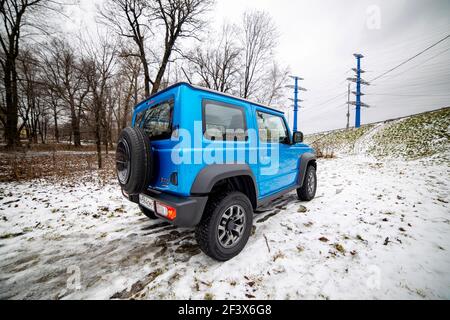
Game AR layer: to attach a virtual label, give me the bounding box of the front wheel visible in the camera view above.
[195,192,253,261]
[297,165,317,201]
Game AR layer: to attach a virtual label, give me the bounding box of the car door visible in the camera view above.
[256,109,298,197]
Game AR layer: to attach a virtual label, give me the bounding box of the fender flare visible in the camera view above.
[190,164,258,198]
[298,152,317,187]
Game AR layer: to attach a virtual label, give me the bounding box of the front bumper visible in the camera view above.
[123,189,208,227]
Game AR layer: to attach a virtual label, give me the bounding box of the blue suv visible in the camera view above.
[116,83,317,261]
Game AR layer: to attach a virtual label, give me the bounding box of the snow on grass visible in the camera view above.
[306,107,450,160]
[1,154,449,300]
[369,108,450,159]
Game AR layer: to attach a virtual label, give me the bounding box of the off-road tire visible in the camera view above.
[116,127,153,194]
[297,165,317,201]
[195,192,253,261]
[139,205,158,220]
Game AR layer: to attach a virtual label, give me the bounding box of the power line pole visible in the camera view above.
[355,54,362,127]
[346,82,350,129]
[286,76,307,132]
[347,54,370,128]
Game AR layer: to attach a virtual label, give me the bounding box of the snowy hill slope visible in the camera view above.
[305,107,450,160]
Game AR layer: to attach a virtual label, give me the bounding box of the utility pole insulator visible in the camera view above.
[349,101,371,108]
[352,68,366,73]
[346,77,370,85]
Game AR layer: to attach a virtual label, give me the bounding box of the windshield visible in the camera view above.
[134,99,174,140]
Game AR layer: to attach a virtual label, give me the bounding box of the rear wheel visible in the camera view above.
[297,165,317,201]
[195,192,253,261]
[139,205,158,220]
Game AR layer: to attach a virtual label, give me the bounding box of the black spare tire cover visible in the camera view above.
[116,127,153,194]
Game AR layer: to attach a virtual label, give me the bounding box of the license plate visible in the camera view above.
[139,194,155,211]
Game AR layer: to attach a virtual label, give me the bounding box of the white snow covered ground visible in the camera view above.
[1,153,449,300]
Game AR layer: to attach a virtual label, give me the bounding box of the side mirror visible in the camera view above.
[293,131,303,144]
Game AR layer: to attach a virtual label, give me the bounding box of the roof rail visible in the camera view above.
[134,82,285,114]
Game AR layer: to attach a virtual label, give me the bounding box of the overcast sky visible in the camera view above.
[68,0,450,133]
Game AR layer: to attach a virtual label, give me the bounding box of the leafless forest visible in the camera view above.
[0,0,289,170]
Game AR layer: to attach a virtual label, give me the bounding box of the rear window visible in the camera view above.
[203,100,246,141]
[135,99,173,140]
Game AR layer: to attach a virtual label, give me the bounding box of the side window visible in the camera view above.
[135,99,174,140]
[134,110,145,127]
[203,101,247,141]
[256,111,289,144]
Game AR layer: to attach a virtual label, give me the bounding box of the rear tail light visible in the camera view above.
[155,202,176,221]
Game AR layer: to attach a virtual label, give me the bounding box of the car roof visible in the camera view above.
[135,82,285,115]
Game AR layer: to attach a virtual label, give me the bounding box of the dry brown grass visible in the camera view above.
[0,142,106,153]
[0,151,116,182]
[311,143,336,159]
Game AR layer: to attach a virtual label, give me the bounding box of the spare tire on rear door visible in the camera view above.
[116,127,153,194]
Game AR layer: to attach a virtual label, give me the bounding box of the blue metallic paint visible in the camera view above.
[131,83,315,201]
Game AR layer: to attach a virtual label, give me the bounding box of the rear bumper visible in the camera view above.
[123,189,208,227]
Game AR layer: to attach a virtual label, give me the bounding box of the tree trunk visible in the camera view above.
[94,101,102,169]
[4,59,20,148]
[69,96,81,147]
[53,107,59,143]
[139,45,151,98]
[151,43,173,95]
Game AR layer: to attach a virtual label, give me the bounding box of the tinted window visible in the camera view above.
[204,101,246,141]
[256,111,289,143]
[135,99,173,140]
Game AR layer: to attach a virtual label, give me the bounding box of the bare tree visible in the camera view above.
[82,34,118,169]
[186,23,240,93]
[257,61,289,106]
[112,55,141,133]
[0,0,61,148]
[17,48,43,144]
[148,0,213,94]
[45,84,63,143]
[101,0,213,97]
[100,0,152,97]
[239,10,278,100]
[41,39,88,147]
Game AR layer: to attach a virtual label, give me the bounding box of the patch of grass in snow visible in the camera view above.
[204,293,214,300]
[272,250,285,262]
[369,108,450,159]
[0,231,25,239]
[305,107,450,160]
[333,243,345,254]
[305,125,375,157]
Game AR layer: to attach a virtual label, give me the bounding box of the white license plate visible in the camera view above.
[139,194,155,211]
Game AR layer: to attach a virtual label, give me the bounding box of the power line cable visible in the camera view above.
[370,34,450,82]
[310,31,450,115]
[312,92,348,108]
[370,47,450,83]
[366,93,450,97]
